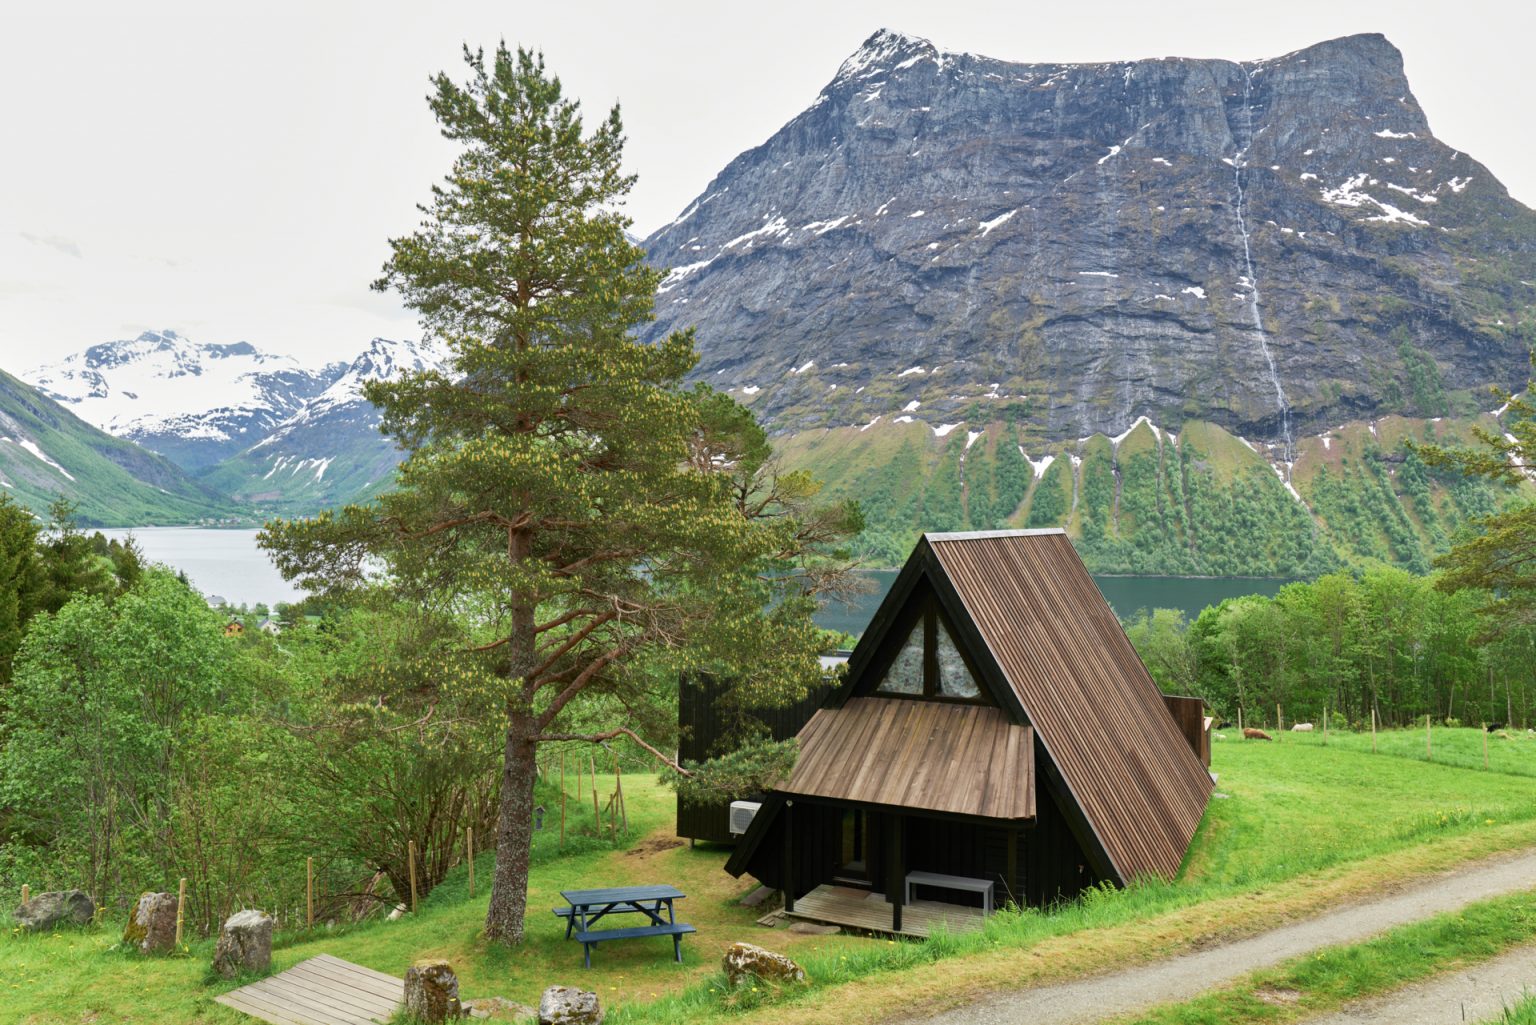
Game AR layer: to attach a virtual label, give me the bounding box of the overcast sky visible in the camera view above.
[3,0,1532,371]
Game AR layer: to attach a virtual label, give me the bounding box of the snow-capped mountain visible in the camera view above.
[202,336,448,511]
[25,330,345,470]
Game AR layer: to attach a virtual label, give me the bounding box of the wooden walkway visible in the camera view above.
[214,954,401,1025]
[785,884,986,938]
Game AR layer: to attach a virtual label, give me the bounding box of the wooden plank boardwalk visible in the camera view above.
[785,884,986,938]
[214,954,401,1025]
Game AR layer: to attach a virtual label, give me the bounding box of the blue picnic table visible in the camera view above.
[554,885,696,968]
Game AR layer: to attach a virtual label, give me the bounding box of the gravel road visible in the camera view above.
[907,849,1536,1025]
[1308,943,1536,1024]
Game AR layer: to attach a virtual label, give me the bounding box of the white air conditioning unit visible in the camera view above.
[728,800,763,835]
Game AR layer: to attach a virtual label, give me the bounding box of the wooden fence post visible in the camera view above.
[1277,703,1284,738]
[20,884,28,906]
[1371,707,1378,753]
[175,877,187,948]
[1484,723,1490,770]
[408,841,418,915]
[560,753,567,850]
[466,827,475,898]
[1237,707,1243,734]
[306,857,314,928]
[1322,705,1328,746]
[590,757,600,830]
[614,753,627,833]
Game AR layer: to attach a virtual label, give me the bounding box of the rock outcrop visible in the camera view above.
[122,891,178,953]
[722,942,806,986]
[403,959,463,1023]
[537,985,602,1025]
[212,909,273,977]
[13,890,94,931]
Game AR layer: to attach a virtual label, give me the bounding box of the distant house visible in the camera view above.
[726,529,1213,931]
[223,620,245,637]
[257,617,284,635]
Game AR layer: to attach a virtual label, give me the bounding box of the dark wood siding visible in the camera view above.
[676,673,834,843]
[1162,694,1211,768]
[738,794,1099,909]
[736,799,846,898]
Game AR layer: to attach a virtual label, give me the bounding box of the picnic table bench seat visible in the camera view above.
[557,884,694,966]
[572,922,696,968]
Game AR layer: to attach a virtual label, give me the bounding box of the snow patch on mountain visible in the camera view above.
[26,330,335,438]
[252,336,447,449]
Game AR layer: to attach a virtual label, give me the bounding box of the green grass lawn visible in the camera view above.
[5,733,1536,1024]
[1276,720,1536,777]
[1187,727,1536,887]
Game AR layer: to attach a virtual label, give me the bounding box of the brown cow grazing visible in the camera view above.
[1243,727,1273,741]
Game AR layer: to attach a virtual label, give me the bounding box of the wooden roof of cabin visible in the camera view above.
[924,529,1212,882]
[781,697,1035,820]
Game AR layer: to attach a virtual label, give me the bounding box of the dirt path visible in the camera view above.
[1306,943,1536,1024]
[908,849,1536,1025]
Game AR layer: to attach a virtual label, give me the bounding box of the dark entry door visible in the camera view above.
[833,808,872,886]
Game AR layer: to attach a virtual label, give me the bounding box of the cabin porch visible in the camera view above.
[783,883,986,938]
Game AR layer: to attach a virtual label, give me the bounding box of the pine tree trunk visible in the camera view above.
[485,707,537,943]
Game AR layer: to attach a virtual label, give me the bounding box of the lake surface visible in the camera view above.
[101,528,303,607]
[102,528,1294,625]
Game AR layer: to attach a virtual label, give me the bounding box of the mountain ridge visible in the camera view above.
[641,30,1535,452]
[199,335,446,513]
[25,329,346,470]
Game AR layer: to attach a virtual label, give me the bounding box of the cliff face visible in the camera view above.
[642,31,1536,453]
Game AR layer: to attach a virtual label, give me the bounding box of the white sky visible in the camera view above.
[3,0,1533,370]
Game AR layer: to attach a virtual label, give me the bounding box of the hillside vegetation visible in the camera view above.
[782,411,1522,574]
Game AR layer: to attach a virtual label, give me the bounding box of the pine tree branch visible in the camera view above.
[531,727,689,775]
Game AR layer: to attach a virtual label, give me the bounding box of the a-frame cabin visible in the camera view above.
[726,529,1213,930]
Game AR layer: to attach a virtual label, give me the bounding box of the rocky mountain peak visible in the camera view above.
[643,32,1534,449]
[831,28,944,86]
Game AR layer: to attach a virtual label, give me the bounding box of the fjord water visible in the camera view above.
[104,528,1290,627]
[100,528,303,606]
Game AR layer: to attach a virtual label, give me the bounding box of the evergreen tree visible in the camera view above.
[1415,370,1536,628]
[37,499,114,613]
[260,44,856,944]
[0,494,43,688]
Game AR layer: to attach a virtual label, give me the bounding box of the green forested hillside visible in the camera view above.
[778,412,1520,574]
[0,371,241,526]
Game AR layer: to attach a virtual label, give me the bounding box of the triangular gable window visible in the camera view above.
[935,619,980,698]
[874,598,990,704]
[877,622,925,695]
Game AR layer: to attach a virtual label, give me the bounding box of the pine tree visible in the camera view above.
[260,44,856,944]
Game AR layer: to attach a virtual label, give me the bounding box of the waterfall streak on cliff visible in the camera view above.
[1231,70,1294,466]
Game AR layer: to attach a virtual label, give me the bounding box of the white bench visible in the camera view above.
[904,870,995,914]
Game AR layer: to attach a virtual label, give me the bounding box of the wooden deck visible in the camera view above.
[214,954,401,1025]
[784,884,986,938]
